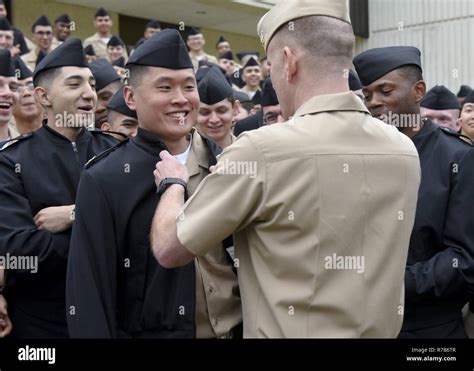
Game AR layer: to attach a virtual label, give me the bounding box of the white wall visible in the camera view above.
[354,0,474,93]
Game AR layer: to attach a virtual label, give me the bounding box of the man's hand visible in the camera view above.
[33,205,75,234]
[0,295,13,338]
[154,150,190,187]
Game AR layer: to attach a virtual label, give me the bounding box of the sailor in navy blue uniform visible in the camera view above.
[0,38,117,338]
[354,46,474,338]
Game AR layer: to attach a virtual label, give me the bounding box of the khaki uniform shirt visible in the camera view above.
[238,86,260,100]
[20,43,56,72]
[189,52,218,72]
[20,46,43,72]
[187,130,242,338]
[177,91,421,338]
[51,37,62,50]
[83,33,129,60]
[8,121,20,139]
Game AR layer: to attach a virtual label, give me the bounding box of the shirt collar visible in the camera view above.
[293,91,370,118]
[132,127,168,157]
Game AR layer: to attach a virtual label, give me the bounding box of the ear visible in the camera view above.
[233,100,241,116]
[101,121,112,131]
[456,117,463,130]
[123,85,137,111]
[34,87,52,108]
[413,80,426,103]
[283,46,298,83]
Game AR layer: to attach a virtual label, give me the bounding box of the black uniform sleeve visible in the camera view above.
[405,149,474,301]
[66,170,118,338]
[0,153,70,273]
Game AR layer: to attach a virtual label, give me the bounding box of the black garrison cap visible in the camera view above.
[242,57,259,70]
[84,44,96,56]
[219,51,234,61]
[95,7,110,18]
[236,50,259,62]
[353,46,422,86]
[146,20,161,29]
[349,70,363,91]
[32,15,52,32]
[0,16,12,31]
[198,65,233,105]
[107,35,124,47]
[14,57,33,80]
[108,87,137,118]
[233,90,250,103]
[33,38,88,80]
[421,85,460,110]
[89,58,120,91]
[55,14,71,24]
[198,59,226,76]
[216,35,226,46]
[188,27,202,36]
[251,90,262,105]
[126,29,193,70]
[463,90,474,105]
[261,78,278,107]
[457,85,472,98]
[0,49,15,77]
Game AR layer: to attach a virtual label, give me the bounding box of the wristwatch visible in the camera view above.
[156,177,188,200]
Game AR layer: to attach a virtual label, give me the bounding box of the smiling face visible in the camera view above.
[0,75,19,125]
[107,45,124,62]
[459,102,474,140]
[0,30,14,49]
[197,98,234,145]
[362,68,424,121]
[242,65,262,89]
[35,66,97,129]
[95,16,112,34]
[54,21,71,42]
[33,25,53,51]
[124,66,199,140]
[13,77,42,120]
[187,34,204,53]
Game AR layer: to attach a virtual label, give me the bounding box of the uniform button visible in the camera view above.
[214,318,219,326]
[208,285,214,294]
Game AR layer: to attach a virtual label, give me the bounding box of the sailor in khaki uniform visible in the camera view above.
[21,15,54,72]
[187,27,218,72]
[150,0,421,338]
[83,8,128,61]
